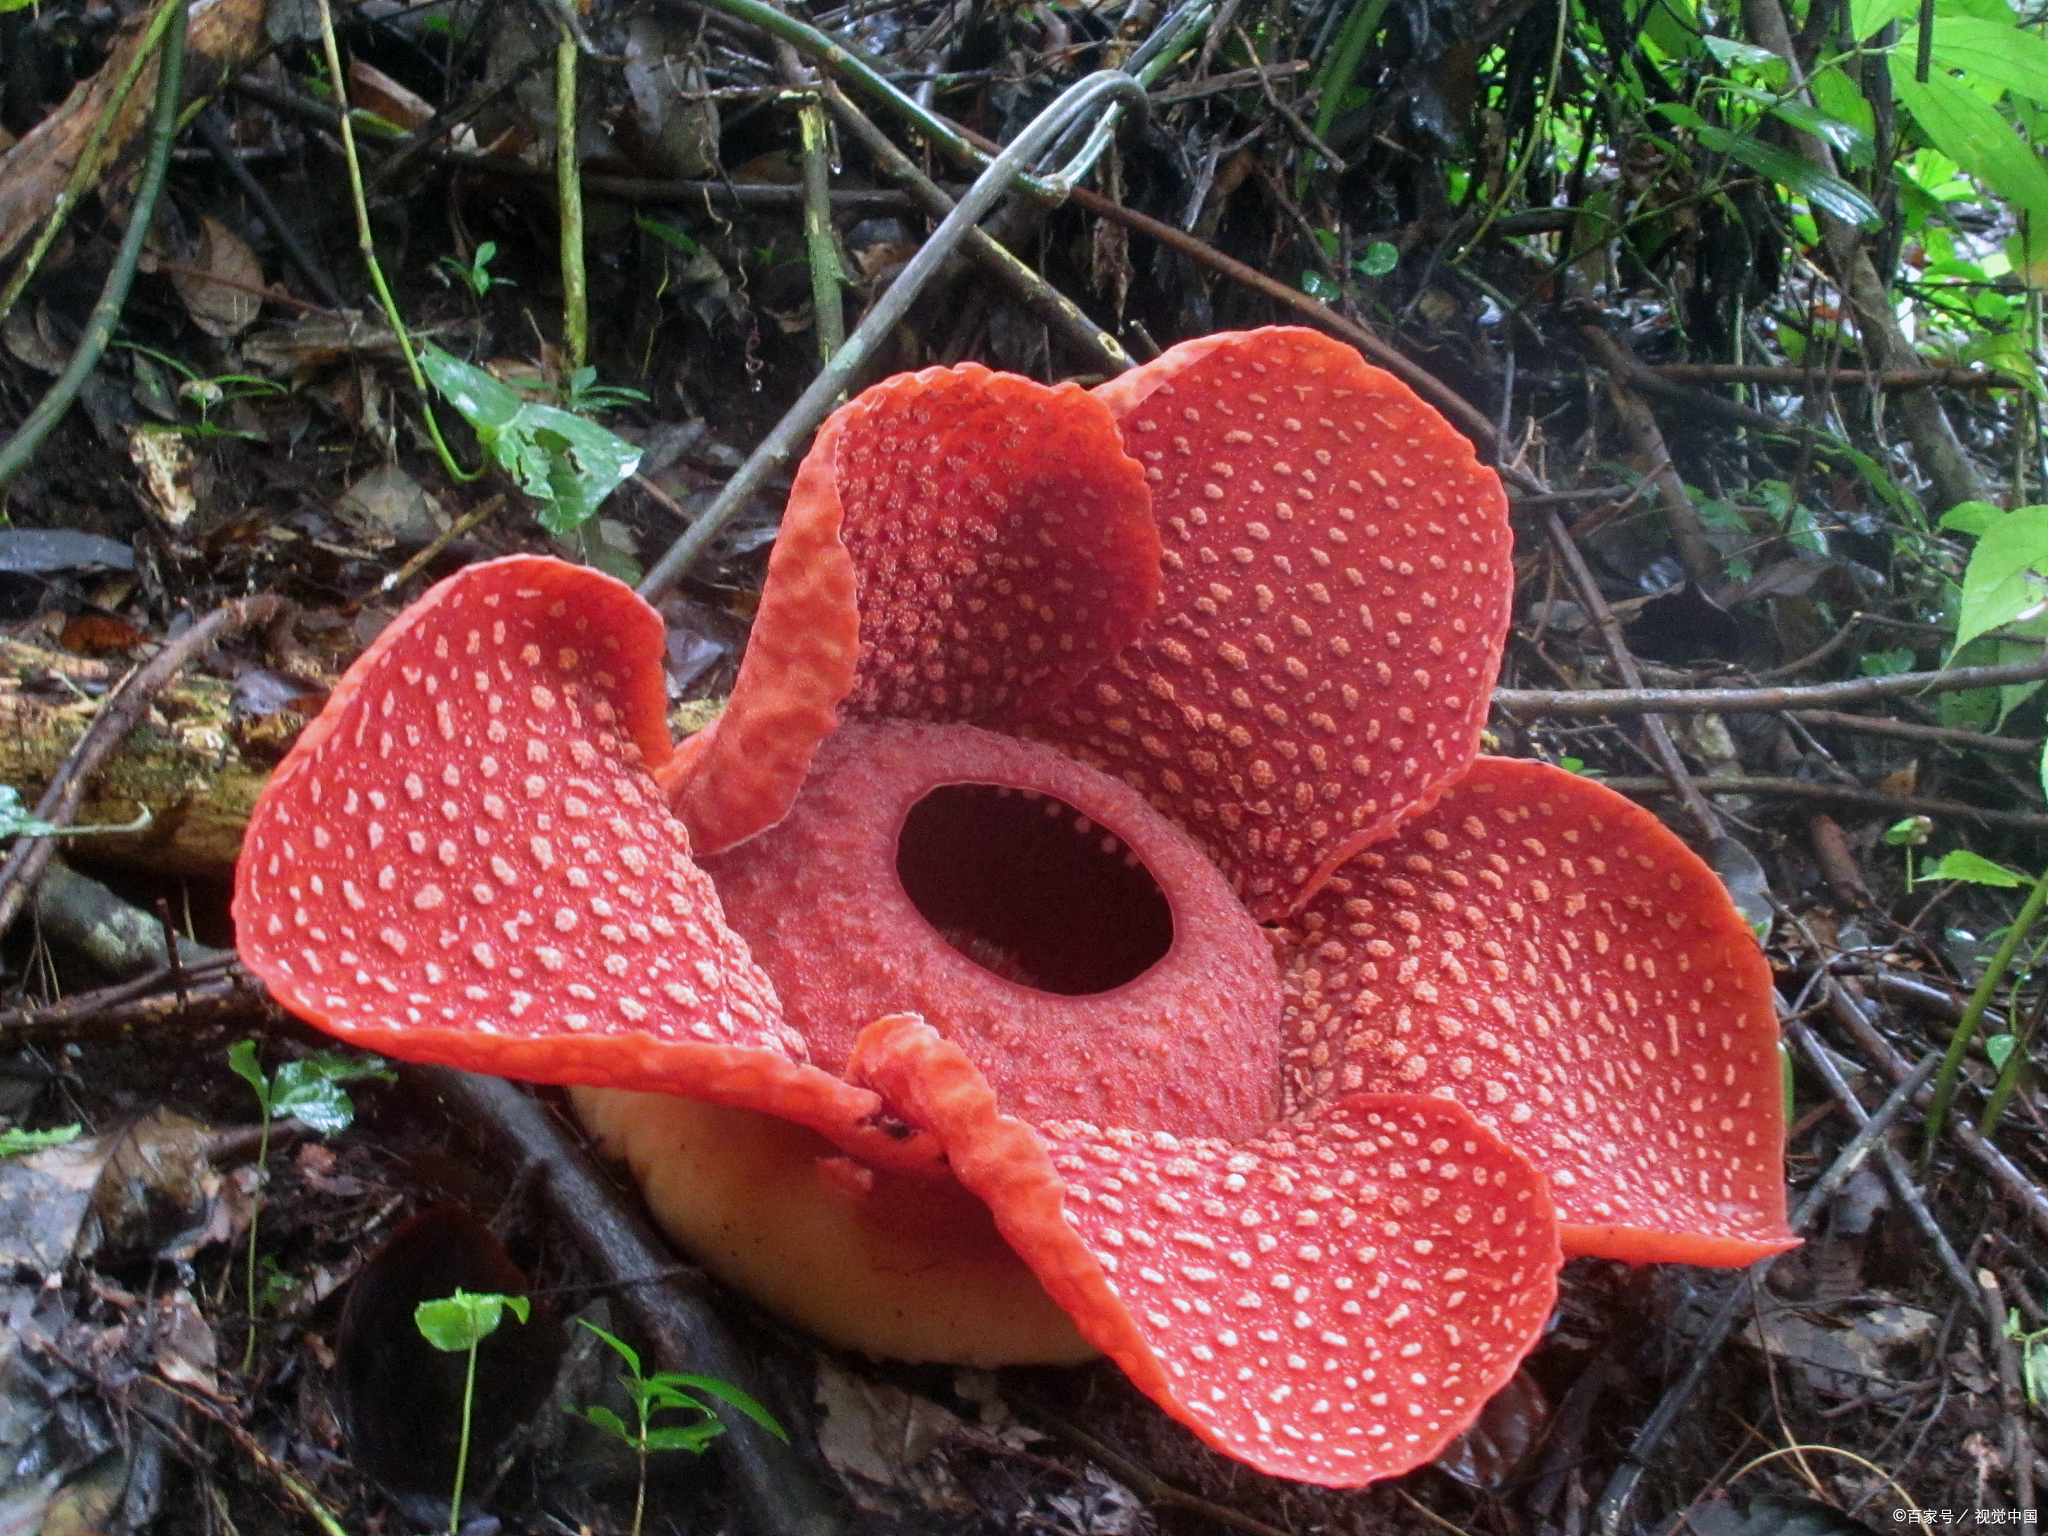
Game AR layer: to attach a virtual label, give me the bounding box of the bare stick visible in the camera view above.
[1593,775,2048,832]
[1787,710,2042,757]
[1493,655,2048,716]
[1644,363,2021,391]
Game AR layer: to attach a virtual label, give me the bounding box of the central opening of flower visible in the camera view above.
[895,783,1174,996]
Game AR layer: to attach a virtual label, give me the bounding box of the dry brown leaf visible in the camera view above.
[1878,761,1919,797]
[169,214,263,338]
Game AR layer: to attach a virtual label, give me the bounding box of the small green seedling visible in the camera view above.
[0,1123,80,1156]
[562,366,649,419]
[416,1289,531,1536]
[439,240,511,298]
[2008,1311,2048,1413]
[571,1321,786,1536]
[1883,814,1933,889]
[227,1041,390,1370]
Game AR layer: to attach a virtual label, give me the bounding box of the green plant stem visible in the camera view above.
[1301,0,1393,187]
[311,0,481,484]
[448,1341,478,1536]
[1924,864,2048,1169]
[797,95,845,366]
[555,31,588,374]
[0,0,185,327]
[631,1438,648,1536]
[0,0,186,496]
[1979,986,2045,1136]
[240,1107,269,1374]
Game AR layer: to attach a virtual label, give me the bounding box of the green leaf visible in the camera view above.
[1953,505,2048,652]
[0,1123,81,1156]
[1884,815,1934,846]
[1985,1033,2018,1069]
[415,1289,531,1352]
[420,347,643,537]
[574,1404,632,1442]
[1300,270,1340,301]
[1848,0,1915,40]
[1940,499,2009,535]
[1765,99,1873,162]
[1930,16,2048,105]
[656,1373,789,1443]
[1893,70,2048,221]
[1354,241,1399,277]
[635,215,702,256]
[578,1320,643,1380]
[642,1424,723,1453]
[1701,124,1883,226]
[228,1040,273,1113]
[1919,849,2027,885]
[1858,647,1917,675]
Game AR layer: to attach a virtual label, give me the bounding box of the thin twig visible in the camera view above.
[1790,710,2043,757]
[1593,775,2048,832]
[194,107,347,308]
[0,0,187,495]
[0,597,285,939]
[555,30,588,373]
[371,494,507,599]
[1643,363,2021,390]
[822,81,1131,374]
[1493,655,2048,715]
[635,70,1148,601]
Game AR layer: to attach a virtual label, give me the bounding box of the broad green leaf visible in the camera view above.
[1704,36,1786,80]
[1930,16,2048,104]
[1810,67,1878,154]
[1954,505,2048,651]
[1940,499,2009,535]
[420,346,523,433]
[416,1289,530,1352]
[1848,0,1915,39]
[1355,241,1399,276]
[1657,106,1883,226]
[1301,270,1340,301]
[643,1424,723,1453]
[1884,815,1933,846]
[1920,849,2027,885]
[1766,99,1873,162]
[421,347,642,537]
[270,1051,389,1134]
[0,1124,81,1156]
[1893,70,2048,220]
[1985,1033,2018,1068]
[228,1040,271,1112]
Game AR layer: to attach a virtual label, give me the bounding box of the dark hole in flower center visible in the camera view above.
[895,784,1174,996]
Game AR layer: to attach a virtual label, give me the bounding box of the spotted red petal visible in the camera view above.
[233,556,925,1167]
[703,720,1284,1140]
[1274,756,1794,1265]
[664,364,1158,855]
[1038,327,1513,920]
[848,1016,1561,1487]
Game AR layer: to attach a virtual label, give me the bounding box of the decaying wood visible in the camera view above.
[0,636,272,881]
[0,0,267,266]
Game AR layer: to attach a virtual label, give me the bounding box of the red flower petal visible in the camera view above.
[849,1016,1561,1487]
[1275,757,1794,1265]
[1039,327,1513,920]
[665,364,1158,855]
[232,556,920,1166]
[704,720,1283,1140]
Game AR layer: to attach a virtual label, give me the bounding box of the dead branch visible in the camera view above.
[1595,775,2048,831]
[1494,656,2048,715]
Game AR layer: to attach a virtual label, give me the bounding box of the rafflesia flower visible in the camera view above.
[235,327,1792,1486]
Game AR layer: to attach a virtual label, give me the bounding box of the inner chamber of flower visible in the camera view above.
[574,718,1290,1365]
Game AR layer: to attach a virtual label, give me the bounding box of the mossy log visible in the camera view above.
[0,638,272,882]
